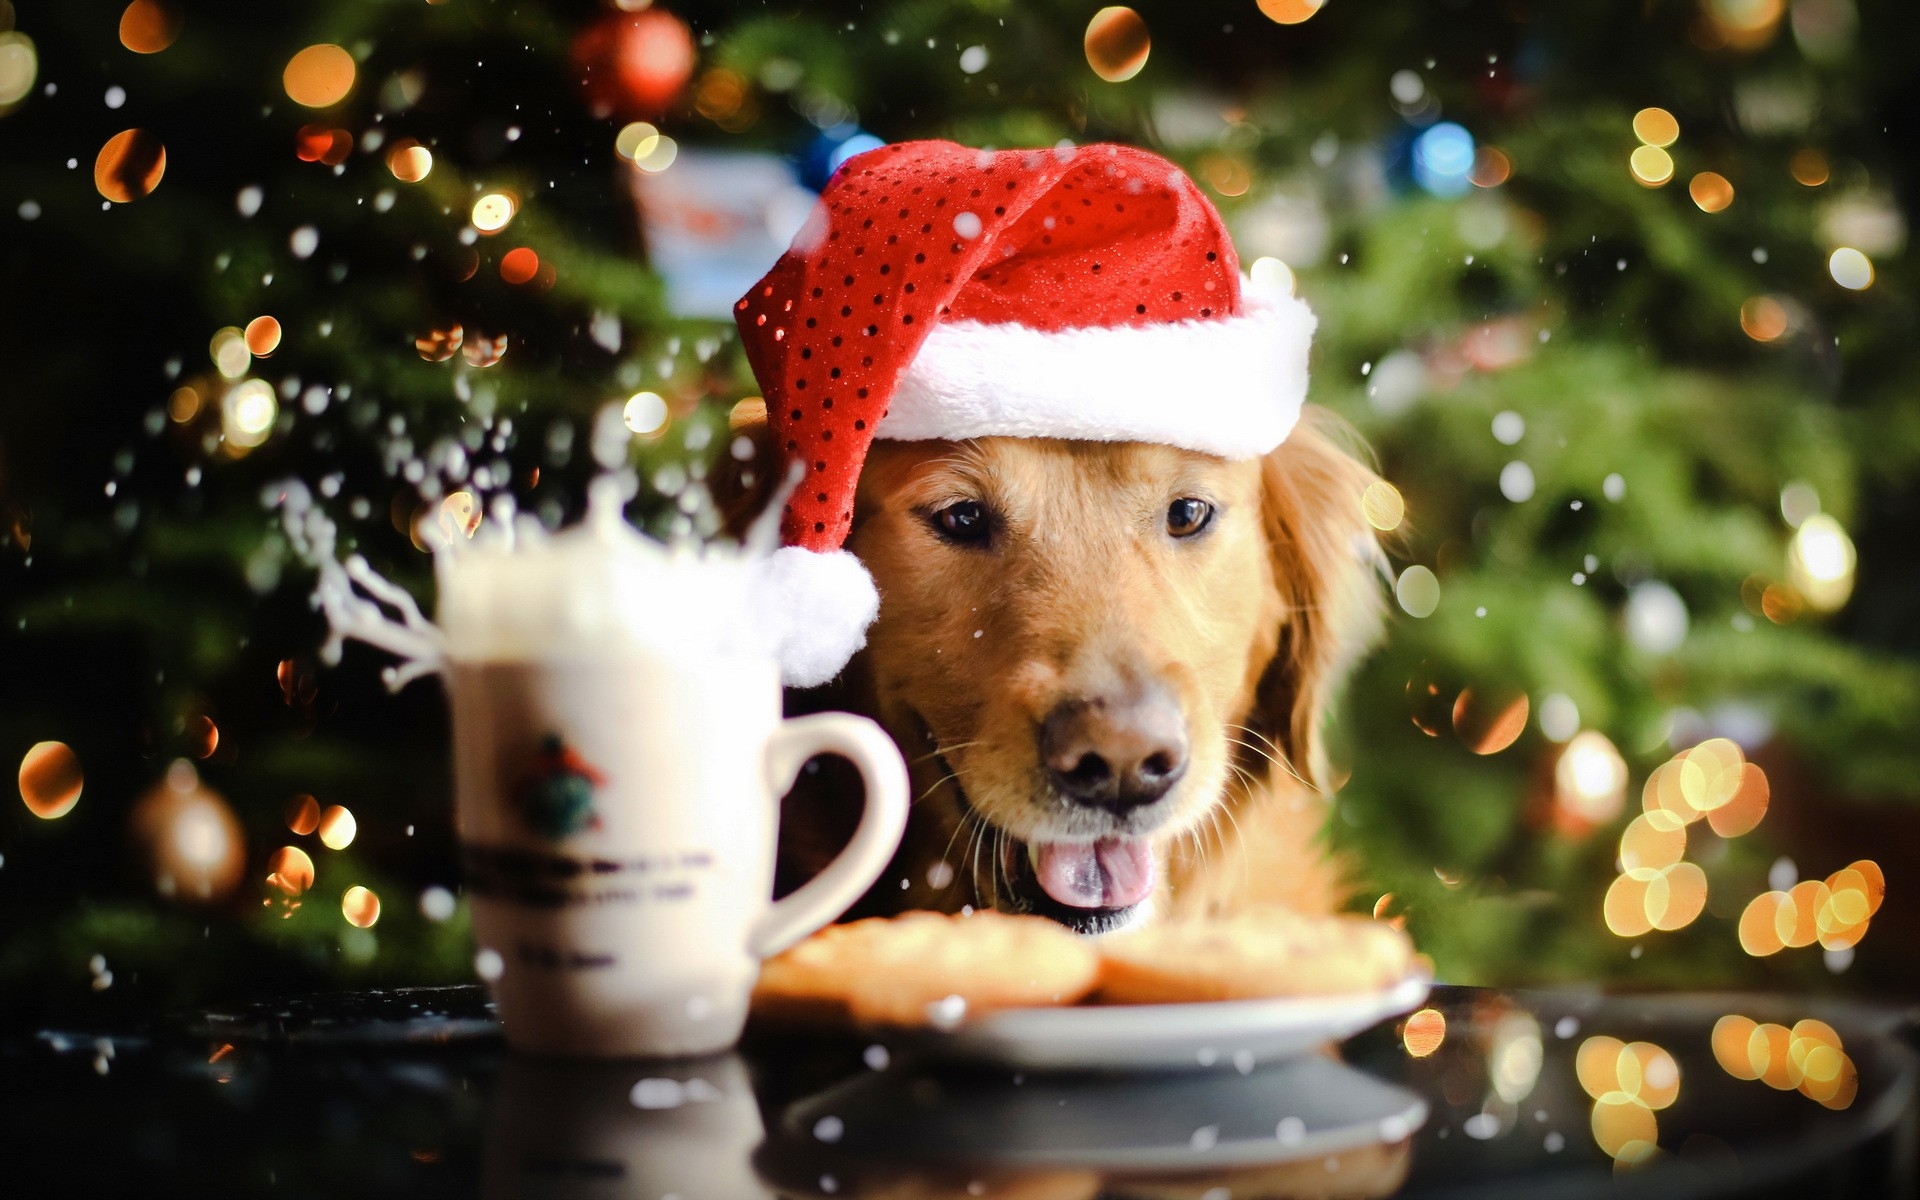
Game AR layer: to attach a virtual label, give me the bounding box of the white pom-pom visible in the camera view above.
[754,547,879,688]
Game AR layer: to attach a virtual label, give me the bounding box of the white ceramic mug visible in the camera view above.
[446,652,907,1057]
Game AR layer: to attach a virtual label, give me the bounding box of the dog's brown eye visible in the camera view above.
[1166,497,1214,538]
[932,500,990,544]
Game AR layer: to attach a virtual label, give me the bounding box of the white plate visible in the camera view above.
[904,974,1432,1072]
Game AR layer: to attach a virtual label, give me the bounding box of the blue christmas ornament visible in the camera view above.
[1412,122,1476,198]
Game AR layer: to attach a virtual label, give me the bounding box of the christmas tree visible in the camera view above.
[1,0,1916,1024]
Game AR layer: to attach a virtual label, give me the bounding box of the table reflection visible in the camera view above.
[2,984,1913,1196]
[484,1053,772,1199]
[754,1053,1421,1198]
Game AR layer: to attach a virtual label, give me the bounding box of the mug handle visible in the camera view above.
[748,712,910,959]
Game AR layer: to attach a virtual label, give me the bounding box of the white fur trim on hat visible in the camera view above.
[752,545,880,688]
[878,287,1315,460]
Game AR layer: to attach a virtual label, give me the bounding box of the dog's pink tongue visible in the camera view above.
[1032,838,1156,909]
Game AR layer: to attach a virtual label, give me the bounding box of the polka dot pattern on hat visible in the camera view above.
[734,140,1244,553]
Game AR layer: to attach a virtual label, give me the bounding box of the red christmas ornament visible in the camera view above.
[570,8,696,120]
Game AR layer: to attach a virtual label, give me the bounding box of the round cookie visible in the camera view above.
[752,910,1101,1027]
[1094,910,1414,1005]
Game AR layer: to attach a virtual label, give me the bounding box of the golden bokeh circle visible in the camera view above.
[119,0,183,54]
[266,844,316,896]
[1782,880,1830,948]
[416,325,465,362]
[1452,685,1528,755]
[318,804,357,850]
[1648,863,1707,931]
[1712,1015,1762,1080]
[1469,146,1512,188]
[1706,762,1769,837]
[472,192,516,234]
[1619,813,1685,873]
[1361,479,1405,532]
[385,138,433,183]
[1738,891,1787,956]
[1689,171,1734,213]
[1740,296,1789,342]
[244,315,282,357]
[1257,0,1326,25]
[1629,144,1674,187]
[285,793,322,835]
[19,740,83,819]
[95,128,167,203]
[1084,7,1151,83]
[1631,107,1680,148]
[284,43,356,108]
[1402,1007,1446,1057]
[1576,1035,1627,1098]
[1789,148,1830,187]
[1604,872,1655,938]
[1591,1093,1658,1159]
[342,884,381,928]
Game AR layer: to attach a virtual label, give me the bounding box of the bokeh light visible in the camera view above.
[119,1,183,54]
[1739,890,1790,956]
[222,379,278,450]
[1452,685,1528,755]
[1688,171,1734,212]
[285,793,321,836]
[1402,1007,1446,1057]
[283,44,356,108]
[439,491,483,540]
[243,315,282,357]
[416,325,464,362]
[1257,0,1326,24]
[318,804,357,850]
[1786,513,1856,611]
[95,128,167,202]
[131,761,245,904]
[19,741,83,819]
[0,31,38,111]
[265,845,315,897]
[1469,146,1511,188]
[187,713,219,759]
[1631,108,1680,148]
[1578,1035,1679,1163]
[1740,295,1789,342]
[499,246,540,284]
[1395,565,1440,618]
[210,326,251,379]
[1789,147,1830,187]
[342,885,381,928]
[633,133,678,173]
[1827,247,1873,290]
[1554,730,1628,828]
[1716,1015,1857,1109]
[1361,480,1404,532]
[1619,814,1685,873]
[1248,256,1295,296]
[1629,145,1674,187]
[385,138,433,182]
[615,120,660,160]
[1412,122,1475,198]
[462,332,508,367]
[471,192,517,234]
[623,390,668,435]
[1084,7,1150,83]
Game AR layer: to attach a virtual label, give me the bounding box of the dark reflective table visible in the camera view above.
[3,985,1914,1198]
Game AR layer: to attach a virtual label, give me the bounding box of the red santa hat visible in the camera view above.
[736,140,1315,687]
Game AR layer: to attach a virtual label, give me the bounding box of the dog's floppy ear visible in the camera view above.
[711,397,779,539]
[1255,405,1391,792]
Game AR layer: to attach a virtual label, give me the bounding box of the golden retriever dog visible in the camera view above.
[722,402,1387,934]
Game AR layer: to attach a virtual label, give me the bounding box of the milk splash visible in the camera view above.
[271,468,790,691]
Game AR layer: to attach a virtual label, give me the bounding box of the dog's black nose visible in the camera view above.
[1041,685,1189,813]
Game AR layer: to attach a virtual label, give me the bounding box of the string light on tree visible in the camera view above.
[1786,514,1856,612]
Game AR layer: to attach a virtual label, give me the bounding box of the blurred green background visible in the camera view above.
[1,0,1917,1028]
